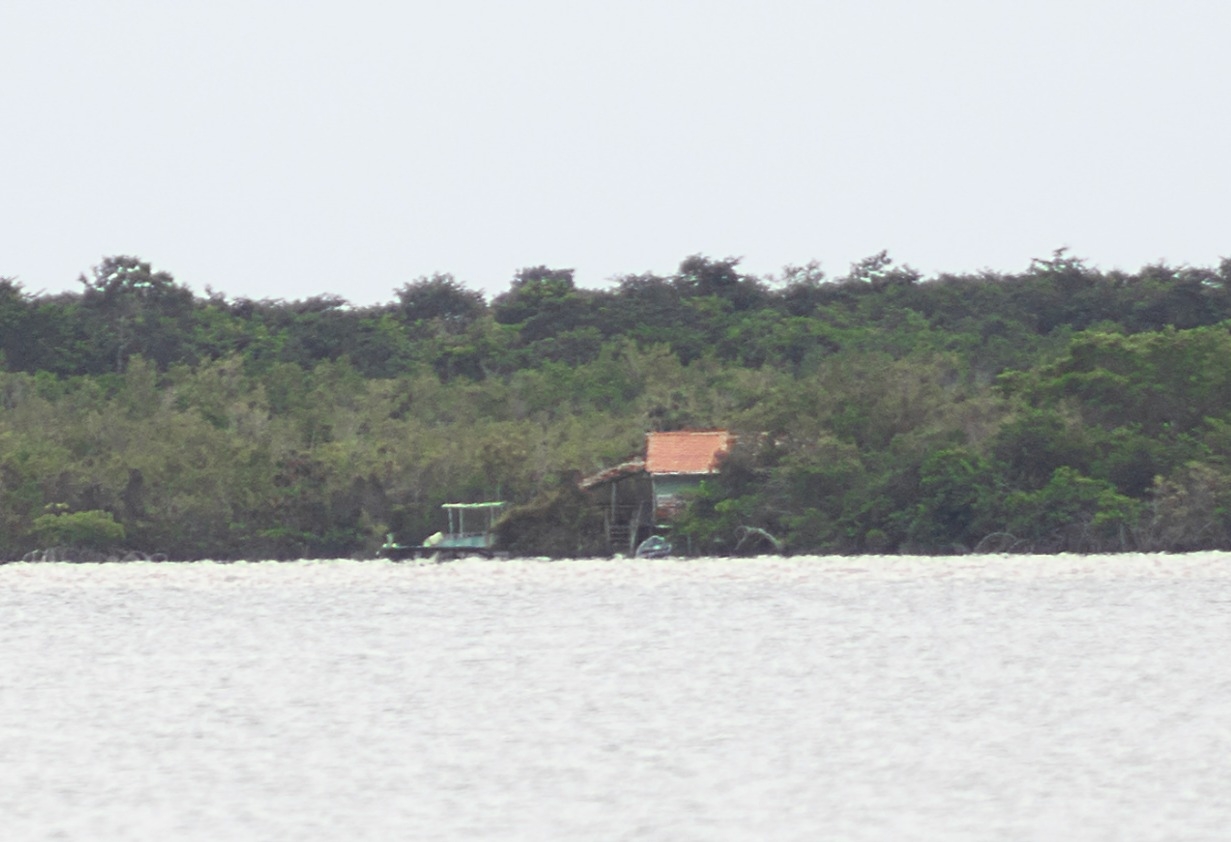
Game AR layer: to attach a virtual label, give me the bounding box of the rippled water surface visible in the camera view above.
[2,554,1230,840]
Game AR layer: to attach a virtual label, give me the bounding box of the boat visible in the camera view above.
[379,502,508,560]
[634,534,673,558]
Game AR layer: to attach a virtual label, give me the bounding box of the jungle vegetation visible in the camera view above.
[4,250,1231,559]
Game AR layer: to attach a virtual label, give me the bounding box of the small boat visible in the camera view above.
[634,534,673,558]
[379,502,508,561]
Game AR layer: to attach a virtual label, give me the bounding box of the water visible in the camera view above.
[2,554,1229,841]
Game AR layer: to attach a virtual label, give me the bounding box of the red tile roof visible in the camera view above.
[645,431,733,475]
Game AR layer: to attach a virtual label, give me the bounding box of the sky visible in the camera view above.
[3,1,1230,305]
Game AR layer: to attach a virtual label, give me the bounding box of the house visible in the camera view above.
[581,430,734,555]
[645,430,735,518]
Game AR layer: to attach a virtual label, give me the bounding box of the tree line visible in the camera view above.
[3,250,1231,559]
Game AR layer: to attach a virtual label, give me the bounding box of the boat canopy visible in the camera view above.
[440,502,507,549]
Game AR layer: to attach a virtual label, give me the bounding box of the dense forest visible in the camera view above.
[4,250,1231,560]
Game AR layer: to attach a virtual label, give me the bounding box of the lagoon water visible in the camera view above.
[2,555,1230,841]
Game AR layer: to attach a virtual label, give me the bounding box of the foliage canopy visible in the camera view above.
[4,250,1231,558]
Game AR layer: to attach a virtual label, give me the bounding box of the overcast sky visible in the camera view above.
[4,1,1229,304]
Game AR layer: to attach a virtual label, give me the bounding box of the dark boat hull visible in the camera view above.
[378,545,504,561]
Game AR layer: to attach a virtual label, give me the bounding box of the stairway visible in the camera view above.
[608,523,632,556]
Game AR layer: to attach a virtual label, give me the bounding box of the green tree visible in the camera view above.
[906,448,996,551]
[79,256,197,372]
[999,467,1140,552]
[31,508,126,549]
[395,273,486,331]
